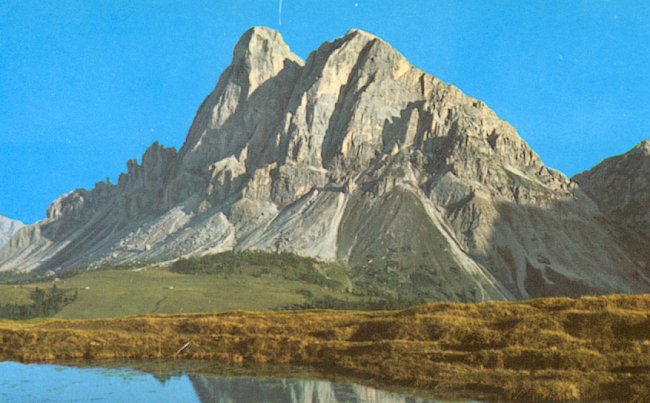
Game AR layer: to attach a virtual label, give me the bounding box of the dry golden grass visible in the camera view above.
[1,294,649,401]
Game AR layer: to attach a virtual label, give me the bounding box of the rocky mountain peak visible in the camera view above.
[574,140,650,240]
[230,26,303,94]
[176,26,303,174]
[233,26,290,55]
[1,27,648,302]
[345,28,377,39]
[633,139,650,155]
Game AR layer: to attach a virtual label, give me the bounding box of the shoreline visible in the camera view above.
[1,294,649,401]
[1,359,450,402]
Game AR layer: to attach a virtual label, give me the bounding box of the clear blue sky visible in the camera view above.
[1,1,649,224]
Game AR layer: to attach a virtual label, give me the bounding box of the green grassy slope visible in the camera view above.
[0,252,367,319]
[0,268,362,319]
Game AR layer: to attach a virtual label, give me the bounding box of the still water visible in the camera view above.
[0,361,460,403]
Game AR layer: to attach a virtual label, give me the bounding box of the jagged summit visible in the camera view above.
[633,139,650,155]
[1,27,648,302]
[232,26,291,58]
[574,139,650,242]
[339,28,388,48]
[234,26,285,48]
[231,26,302,77]
[345,28,377,38]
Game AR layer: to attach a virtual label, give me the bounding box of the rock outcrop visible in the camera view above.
[0,216,23,248]
[1,27,648,301]
[573,141,650,277]
[574,141,650,238]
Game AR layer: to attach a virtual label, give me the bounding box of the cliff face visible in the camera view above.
[0,216,23,248]
[1,27,648,301]
[574,141,650,238]
[573,141,650,278]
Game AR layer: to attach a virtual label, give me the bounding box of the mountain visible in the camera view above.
[574,141,650,238]
[573,141,650,275]
[0,216,23,248]
[1,27,648,301]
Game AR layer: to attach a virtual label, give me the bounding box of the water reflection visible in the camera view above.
[0,362,198,403]
[0,361,469,403]
[191,374,436,403]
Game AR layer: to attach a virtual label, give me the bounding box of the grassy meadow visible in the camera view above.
[0,251,424,319]
[0,252,649,400]
[0,268,358,319]
[0,294,648,401]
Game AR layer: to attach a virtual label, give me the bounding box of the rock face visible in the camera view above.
[573,141,650,276]
[1,27,648,301]
[574,141,650,238]
[0,216,23,248]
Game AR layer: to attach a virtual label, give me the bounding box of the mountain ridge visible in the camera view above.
[0,216,23,248]
[1,27,648,302]
[573,140,650,243]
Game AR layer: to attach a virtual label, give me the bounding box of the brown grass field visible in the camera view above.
[1,294,649,401]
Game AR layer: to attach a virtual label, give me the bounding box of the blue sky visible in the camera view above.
[1,1,649,224]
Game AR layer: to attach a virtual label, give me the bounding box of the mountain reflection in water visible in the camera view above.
[0,362,464,403]
[191,374,436,403]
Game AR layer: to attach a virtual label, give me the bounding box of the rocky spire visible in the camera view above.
[231,26,303,94]
[177,27,303,173]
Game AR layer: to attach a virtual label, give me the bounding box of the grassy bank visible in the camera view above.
[0,294,649,401]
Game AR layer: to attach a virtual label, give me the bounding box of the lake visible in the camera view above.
[0,361,470,403]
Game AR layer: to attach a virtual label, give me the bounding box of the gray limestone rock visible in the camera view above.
[0,27,648,301]
[573,141,650,276]
[0,215,23,248]
[574,140,650,238]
